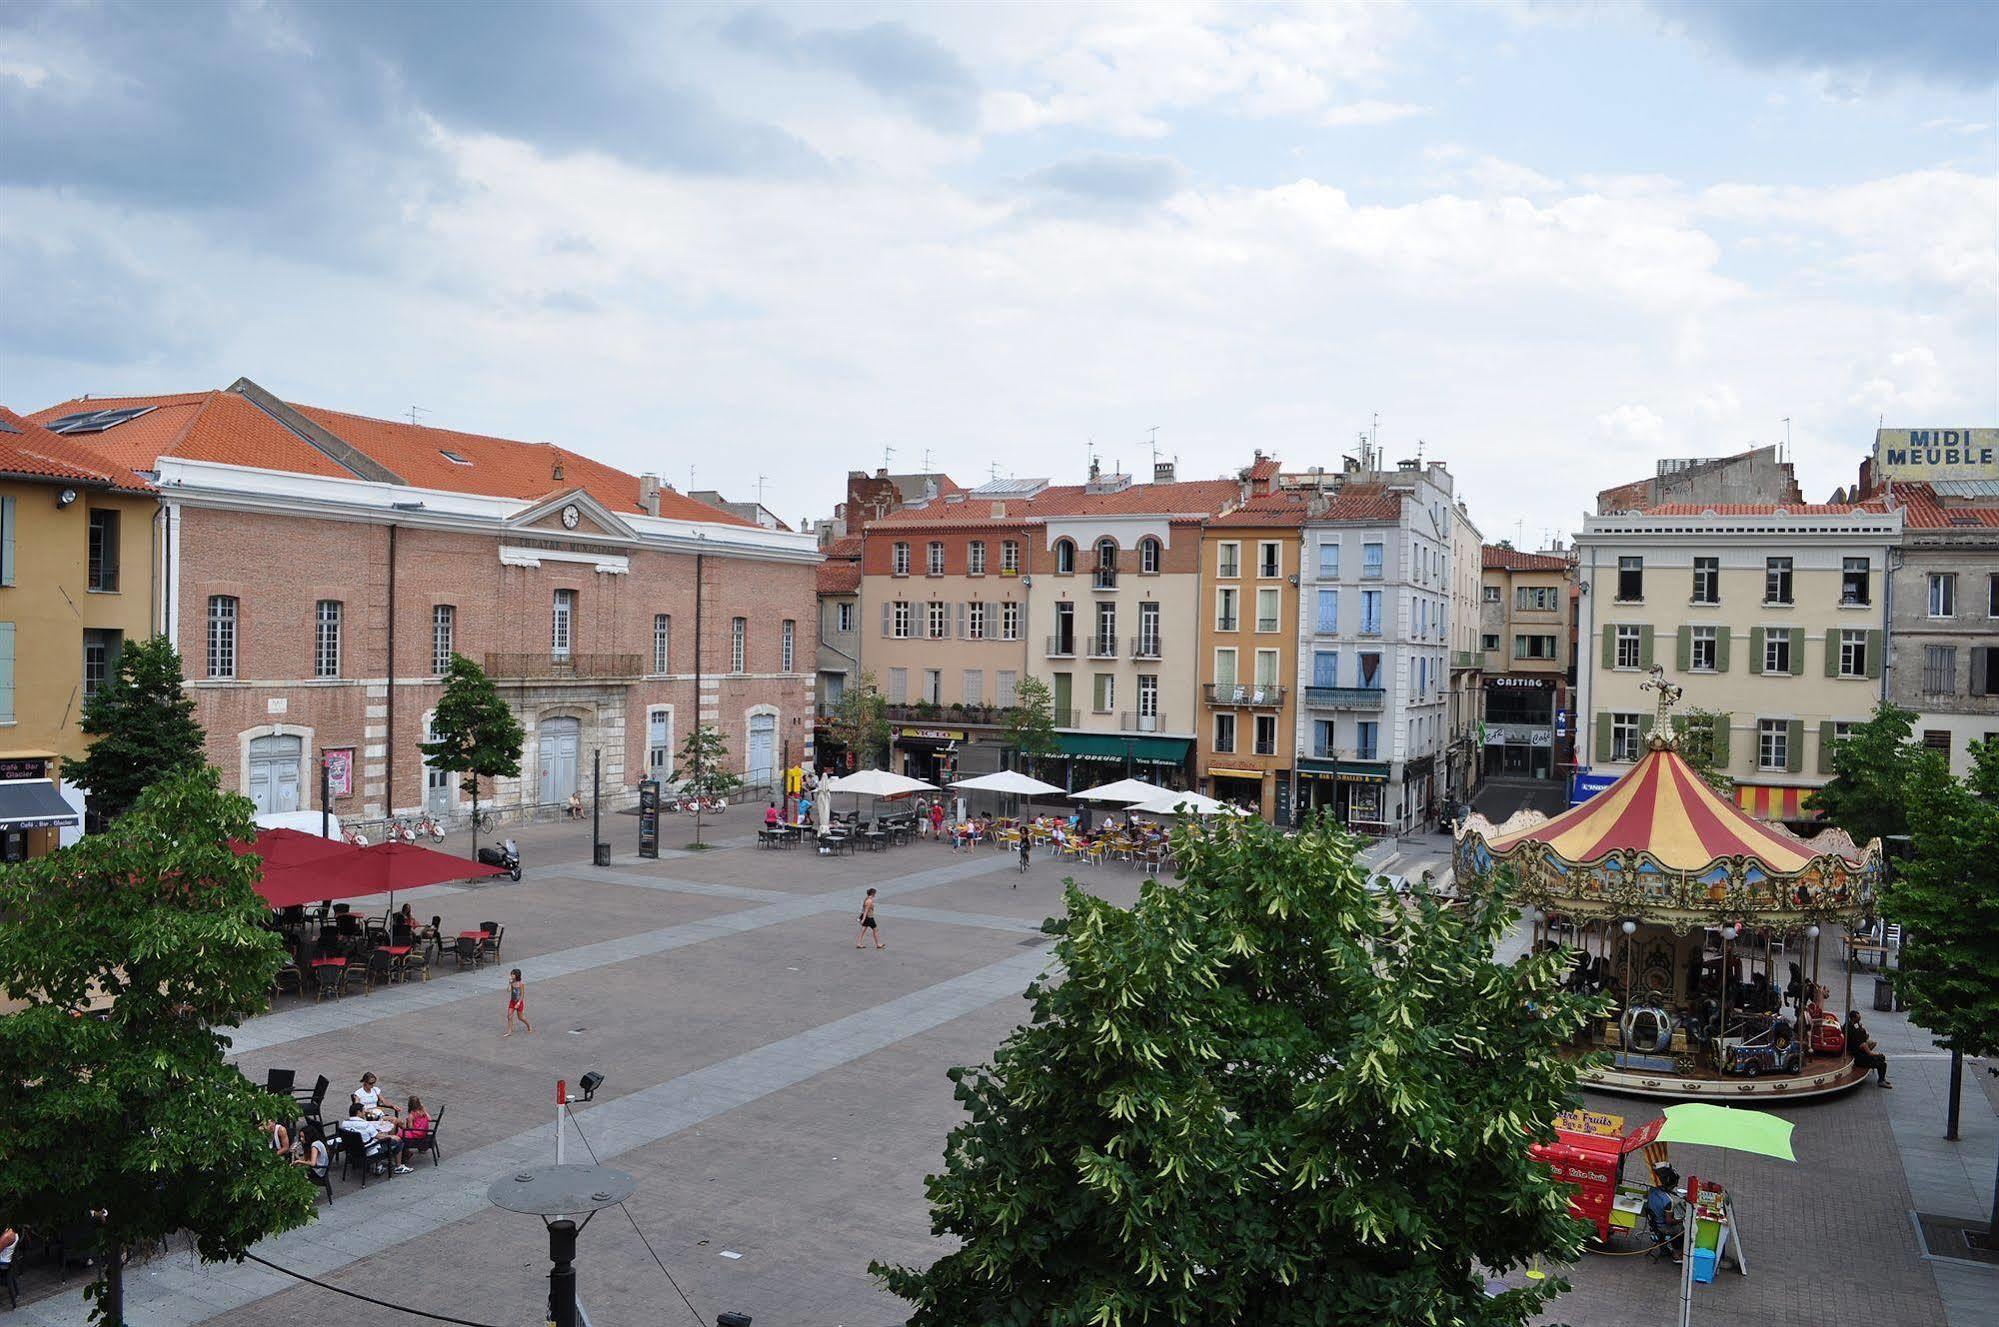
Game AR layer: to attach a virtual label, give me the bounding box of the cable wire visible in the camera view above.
[242,1252,506,1327]
[563,1104,707,1327]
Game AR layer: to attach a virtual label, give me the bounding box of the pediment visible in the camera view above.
[506,488,639,542]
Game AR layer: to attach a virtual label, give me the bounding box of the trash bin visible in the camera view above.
[1873,976,1897,1012]
[593,843,611,868]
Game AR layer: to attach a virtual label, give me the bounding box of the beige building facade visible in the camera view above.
[1480,546,1573,782]
[1576,507,1900,822]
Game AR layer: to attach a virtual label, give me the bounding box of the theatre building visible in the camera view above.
[1479,546,1573,781]
[34,380,818,826]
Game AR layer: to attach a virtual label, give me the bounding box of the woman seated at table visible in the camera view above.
[395,1095,432,1173]
[393,903,419,944]
[352,1072,399,1118]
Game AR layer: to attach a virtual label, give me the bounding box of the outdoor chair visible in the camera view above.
[337,961,369,999]
[365,948,395,993]
[272,960,303,999]
[1,1253,17,1307]
[452,935,481,970]
[302,1122,336,1206]
[479,923,503,960]
[401,1105,444,1167]
[264,1067,296,1096]
[313,964,343,1002]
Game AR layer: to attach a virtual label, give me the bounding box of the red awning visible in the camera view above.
[233,830,501,909]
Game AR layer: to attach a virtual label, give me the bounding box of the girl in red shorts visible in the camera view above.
[505,968,532,1036]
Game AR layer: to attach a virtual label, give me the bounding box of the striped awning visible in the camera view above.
[1487,746,1817,871]
[1735,784,1812,821]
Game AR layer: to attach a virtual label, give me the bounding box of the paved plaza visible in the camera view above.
[9,808,1994,1327]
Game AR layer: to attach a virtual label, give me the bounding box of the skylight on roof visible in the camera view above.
[969,477,1050,497]
[439,449,472,465]
[43,406,156,435]
[0,419,19,435]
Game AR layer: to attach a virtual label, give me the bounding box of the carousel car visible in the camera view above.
[1723,1025,1803,1078]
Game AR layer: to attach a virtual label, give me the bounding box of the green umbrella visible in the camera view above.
[1656,1103,1796,1162]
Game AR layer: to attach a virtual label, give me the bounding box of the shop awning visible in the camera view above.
[1296,758,1389,783]
[1054,733,1192,764]
[1735,784,1814,821]
[0,779,81,829]
[1206,767,1266,780]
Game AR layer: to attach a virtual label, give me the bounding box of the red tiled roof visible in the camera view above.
[0,405,152,491]
[1208,490,1309,528]
[1312,485,1403,523]
[1246,456,1281,481]
[32,388,751,525]
[818,536,862,594]
[1891,483,1999,529]
[1636,501,1888,516]
[864,476,1241,530]
[1484,546,1568,572]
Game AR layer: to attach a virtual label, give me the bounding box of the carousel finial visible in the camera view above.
[1639,664,1683,749]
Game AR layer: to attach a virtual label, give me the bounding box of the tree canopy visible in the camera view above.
[1004,675,1059,774]
[418,652,525,795]
[1883,737,1999,1063]
[874,815,1600,1325]
[827,672,890,770]
[69,635,206,822]
[676,723,742,846]
[0,768,316,1321]
[1806,701,1922,847]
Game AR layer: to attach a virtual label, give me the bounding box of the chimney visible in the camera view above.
[1153,460,1176,483]
[638,473,661,517]
[552,462,566,482]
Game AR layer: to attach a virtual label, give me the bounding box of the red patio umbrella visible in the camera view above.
[230,827,352,872]
[232,830,500,910]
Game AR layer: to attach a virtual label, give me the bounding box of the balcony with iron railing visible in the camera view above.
[1216,615,1239,633]
[1092,567,1118,590]
[485,652,643,681]
[1087,634,1119,659]
[1203,682,1287,708]
[1046,635,1077,658]
[1452,649,1477,670]
[1303,686,1385,711]
[1129,635,1163,659]
[1313,742,1381,762]
[1052,708,1080,727]
[1116,711,1165,733]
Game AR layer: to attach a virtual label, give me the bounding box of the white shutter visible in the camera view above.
[880,601,890,637]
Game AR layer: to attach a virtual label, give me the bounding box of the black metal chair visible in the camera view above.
[337,961,369,999]
[265,1068,296,1096]
[313,964,343,1002]
[302,1121,335,1206]
[479,923,503,961]
[451,935,480,970]
[365,948,395,993]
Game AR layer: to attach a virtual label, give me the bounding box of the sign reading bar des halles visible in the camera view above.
[1875,429,1998,481]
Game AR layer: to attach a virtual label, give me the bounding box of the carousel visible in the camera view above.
[1454,669,1886,1101]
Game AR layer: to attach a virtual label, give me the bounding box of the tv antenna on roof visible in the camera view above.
[754,474,769,507]
[1782,416,1792,464]
[921,448,934,473]
[883,445,895,471]
[989,461,1001,482]
[407,405,428,426]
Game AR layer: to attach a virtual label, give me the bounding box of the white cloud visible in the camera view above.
[1320,98,1426,127]
[1596,404,1667,447]
[1847,346,1949,415]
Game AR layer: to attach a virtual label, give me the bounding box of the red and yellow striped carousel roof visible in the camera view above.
[1489,745,1818,871]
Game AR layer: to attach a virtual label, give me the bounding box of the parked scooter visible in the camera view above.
[477,838,522,882]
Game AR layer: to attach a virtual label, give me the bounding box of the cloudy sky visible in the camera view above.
[3,1,1994,541]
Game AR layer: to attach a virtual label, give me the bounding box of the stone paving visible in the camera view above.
[8,805,1988,1327]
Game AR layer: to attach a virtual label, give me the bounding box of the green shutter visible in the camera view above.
[1675,625,1691,672]
[1866,629,1882,680]
[1789,628,1805,676]
[1817,720,1836,774]
[1823,630,1840,677]
[1710,712,1730,768]
[1639,624,1655,669]
[1785,718,1803,773]
[0,495,13,586]
[1749,627,1764,674]
[1595,713,1613,764]
[0,621,12,723]
[1714,629,1731,673]
[1601,624,1616,670]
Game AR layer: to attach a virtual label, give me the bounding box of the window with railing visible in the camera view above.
[1256,587,1280,632]
[892,542,910,576]
[968,541,986,575]
[1001,540,1020,574]
[1362,542,1383,579]
[1356,720,1378,761]
[1359,590,1381,635]
[1216,587,1239,632]
[1315,589,1337,633]
[927,542,945,576]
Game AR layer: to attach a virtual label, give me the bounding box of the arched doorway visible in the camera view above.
[247,734,303,814]
[746,711,776,793]
[537,716,581,807]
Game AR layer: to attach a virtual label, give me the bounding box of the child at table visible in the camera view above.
[396,1096,431,1173]
[505,968,533,1036]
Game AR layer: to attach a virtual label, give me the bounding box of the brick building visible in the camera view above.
[34,380,818,826]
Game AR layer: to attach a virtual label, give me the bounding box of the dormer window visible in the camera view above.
[439,449,472,465]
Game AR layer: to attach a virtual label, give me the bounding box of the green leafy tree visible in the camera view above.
[676,723,742,846]
[828,672,890,771]
[69,635,207,822]
[1883,740,1999,1180]
[0,768,316,1323]
[418,652,524,863]
[1805,701,1922,847]
[1673,707,1735,796]
[1004,674,1059,781]
[873,816,1601,1325]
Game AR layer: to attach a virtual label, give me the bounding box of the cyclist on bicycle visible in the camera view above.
[1016,830,1031,883]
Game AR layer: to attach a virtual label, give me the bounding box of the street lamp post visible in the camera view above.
[488,1164,636,1327]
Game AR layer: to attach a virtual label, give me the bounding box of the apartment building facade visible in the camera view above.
[36,380,819,826]
[814,536,862,761]
[1575,504,1900,823]
[1446,501,1485,807]
[1479,546,1573,782]
[1881,483,1999,776]
[1198,492,1303,821]
[0,406,157,857]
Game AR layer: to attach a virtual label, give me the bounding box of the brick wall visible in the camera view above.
[175,505,816,822]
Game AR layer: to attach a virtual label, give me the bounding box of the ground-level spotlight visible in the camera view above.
[488,1163,635,1327]
[577,1070,604,1101]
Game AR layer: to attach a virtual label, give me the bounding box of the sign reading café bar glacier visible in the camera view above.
[1874,428,1999,481]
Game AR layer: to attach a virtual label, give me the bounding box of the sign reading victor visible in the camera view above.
[1874,428,1998,481]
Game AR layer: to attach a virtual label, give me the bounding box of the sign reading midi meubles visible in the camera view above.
[1875,428,1998,480]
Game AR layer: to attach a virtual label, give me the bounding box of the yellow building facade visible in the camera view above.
[1197,495,1305,821]
[0,407,156,856]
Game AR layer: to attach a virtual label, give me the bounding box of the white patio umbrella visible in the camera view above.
[814,784,830,835]
[1127,790,1249,818]
[823,769,938,827]
[1069,777,1163,804]
[951,769,1065,821]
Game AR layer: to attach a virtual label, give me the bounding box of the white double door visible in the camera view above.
[536,717,581,806]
